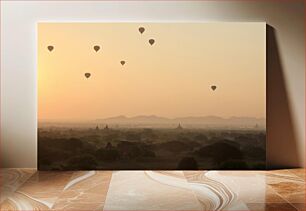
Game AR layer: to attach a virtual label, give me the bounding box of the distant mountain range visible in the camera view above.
[95,115,266,127]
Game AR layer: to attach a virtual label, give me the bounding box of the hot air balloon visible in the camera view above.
[47,45,54,52]
[93,45,100,52]
[120,60,126,66]
[85,73,91,78]
[139,27,145,34]
[149,39,155,45]
[211,85,217,91]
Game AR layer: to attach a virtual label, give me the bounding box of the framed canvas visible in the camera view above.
[38,22,266,170]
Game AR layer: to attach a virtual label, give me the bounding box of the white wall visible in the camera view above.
[1,1,304,168]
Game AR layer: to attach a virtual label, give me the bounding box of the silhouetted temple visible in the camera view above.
[104,124,109,130]
[176,123,183,130]
[105,142,113,150]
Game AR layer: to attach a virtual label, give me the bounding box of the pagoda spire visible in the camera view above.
[176,123,183,130]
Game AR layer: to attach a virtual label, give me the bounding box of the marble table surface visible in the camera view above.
[0,168,304,210]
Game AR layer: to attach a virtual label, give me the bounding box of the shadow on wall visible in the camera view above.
[266,25,299,169]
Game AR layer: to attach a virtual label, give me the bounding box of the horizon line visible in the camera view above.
[38,114,266,122]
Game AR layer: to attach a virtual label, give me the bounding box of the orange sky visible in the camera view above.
[38,22,266,121]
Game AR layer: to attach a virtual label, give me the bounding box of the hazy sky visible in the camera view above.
[38,23,266,121]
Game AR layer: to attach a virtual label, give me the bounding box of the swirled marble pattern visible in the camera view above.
[104,171,203,210]
[0,171,73,210]
[52,171,112,210]
[0,169,304,210]
[0,169,35,204]
[184,171,249,210]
